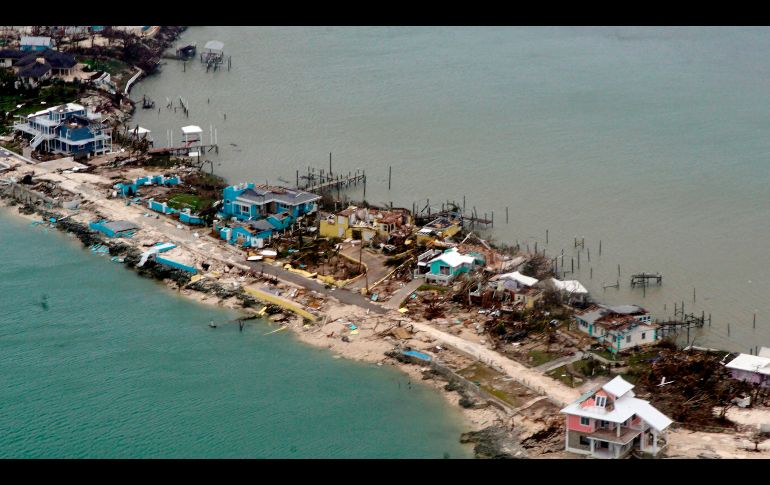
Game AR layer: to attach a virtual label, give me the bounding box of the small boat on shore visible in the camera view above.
[208,321,217,328]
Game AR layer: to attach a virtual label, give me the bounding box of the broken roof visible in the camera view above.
[102,220,139,233]
[245,219,275,233]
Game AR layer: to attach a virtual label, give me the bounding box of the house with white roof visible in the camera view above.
[13,102,112,156]
[488,271,542,308]
[725,349,770,387]
[548,278,590,305]
[561,376,673,458]
[423,247,476,285]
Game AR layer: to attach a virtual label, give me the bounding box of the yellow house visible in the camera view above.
[320,206,412,241]
[415,217,462,244]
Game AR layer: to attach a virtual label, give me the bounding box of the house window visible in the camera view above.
[600,420,609,428]
[439,265,450,276]
[579,436,590,446]
[580,320,587,327]
[641,332,646,340]
[580,417,590,426]
[626,335,632,343]
[595,396,607,407]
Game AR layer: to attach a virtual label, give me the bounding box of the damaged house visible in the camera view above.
[319,205,413,242]
[487,271,542,309]
[574,305,657,354]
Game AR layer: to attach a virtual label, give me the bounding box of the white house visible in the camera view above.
[725,349,770,387]
[549,278,589,304]
[574,305,657,354]
[561,376,673,458]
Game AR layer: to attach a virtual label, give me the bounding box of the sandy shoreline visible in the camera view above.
[0,199,504,452]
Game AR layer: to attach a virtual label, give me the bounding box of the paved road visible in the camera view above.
[535,351,585,372]
[382,278,423,310]
[244,260,388,314]
[408,320,581,407]
[340,244,391,291]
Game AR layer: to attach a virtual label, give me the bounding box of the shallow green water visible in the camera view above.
[0,213,471,458]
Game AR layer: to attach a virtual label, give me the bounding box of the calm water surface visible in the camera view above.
[132,27,770,352]
[0,213,471,458]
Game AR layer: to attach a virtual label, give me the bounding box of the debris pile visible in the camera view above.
[636,347,753,427]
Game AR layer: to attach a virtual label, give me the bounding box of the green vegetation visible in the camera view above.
[417,284,450,293]
[527,350,560,367]
[79,57,130,76]
[546,365,575,387]
[0,81,84,134]
[457,362,527,408]
[167,193,213,212]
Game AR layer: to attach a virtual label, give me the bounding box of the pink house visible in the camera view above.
[560,376,673,458]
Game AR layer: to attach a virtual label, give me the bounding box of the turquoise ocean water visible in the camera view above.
[0,213,471,458]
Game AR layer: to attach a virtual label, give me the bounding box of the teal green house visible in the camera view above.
[424,248,477,285]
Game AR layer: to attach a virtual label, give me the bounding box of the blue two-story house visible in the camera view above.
[216,183,320,248]
[13,102,112,156]
[219,183,320,222]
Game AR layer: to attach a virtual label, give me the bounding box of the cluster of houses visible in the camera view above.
[1,38,78,88]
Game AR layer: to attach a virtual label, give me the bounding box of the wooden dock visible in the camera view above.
[296,168,366,193]
[148,143,219,156]
[631,273,662,287]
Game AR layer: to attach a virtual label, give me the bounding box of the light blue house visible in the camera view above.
[179,209,205,225]
[20,36,53,51]
[423,248,477,285]
[115,174,180,198]
[219,183,320,222]
[215,219,275,248]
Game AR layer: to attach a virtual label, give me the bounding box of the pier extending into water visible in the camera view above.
[631,273,663,287]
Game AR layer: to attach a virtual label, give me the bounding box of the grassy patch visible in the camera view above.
[527,350,560,367]
[457,362,529,408]
[546,365,576,387]
[591,348,617,361]
[417,284,449,293]
[167,193,212,211]
[80,57,130,76]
